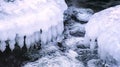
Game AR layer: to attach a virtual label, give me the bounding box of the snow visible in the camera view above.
[85,5,120,66]
[98,25,120,66]
[0,0,67,51]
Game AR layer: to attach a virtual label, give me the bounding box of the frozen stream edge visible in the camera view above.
[0,0,67,52]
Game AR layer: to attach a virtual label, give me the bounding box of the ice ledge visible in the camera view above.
[0,0,67,52]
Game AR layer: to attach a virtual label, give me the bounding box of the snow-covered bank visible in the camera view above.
[0,0,67,51]
[85,5,120,66]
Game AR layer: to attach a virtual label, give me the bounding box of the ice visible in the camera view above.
[47,29,52,43]
[40,31,48,45]
[16,36,24,48]
[85,5,120,66]
[98,25,120,66]
[9,40,15,51]
[34,31,41,43]
[30,35,36,46]
[0,41,6,52]
[0,0,67,51]
[56,23,62,36]
[51,26,57,40]
[85,5,120,49]
[25,36,32,49]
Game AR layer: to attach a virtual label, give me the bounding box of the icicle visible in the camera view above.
[40,30,48,45]
[0,31,8,41]
[56,35,64,42]
[51,26,57,40]
[30,35,36,47]
[9,40,15,51]
[56,22,62,36]
[56,22,64,42]
[0,41,6,52]
[25,36,31,49]
[46,29,52,43]
[34,31,40,43]
[16,36,24,48]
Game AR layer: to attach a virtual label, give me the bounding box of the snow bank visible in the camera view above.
[0,0,67,51]
[84,5,120,49]
[85,5,120,66]
[98,24,120,66]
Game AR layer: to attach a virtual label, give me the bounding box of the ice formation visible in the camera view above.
[0,0,67,51]
[85,5,120,66]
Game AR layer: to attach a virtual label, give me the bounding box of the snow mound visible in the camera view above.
[85,5,120,66]
[0,0,67,51]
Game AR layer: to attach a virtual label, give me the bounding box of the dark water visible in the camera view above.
[65,0,120,12]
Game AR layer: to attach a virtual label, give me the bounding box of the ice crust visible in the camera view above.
[85,5,120,66]
[0,0,67,51]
